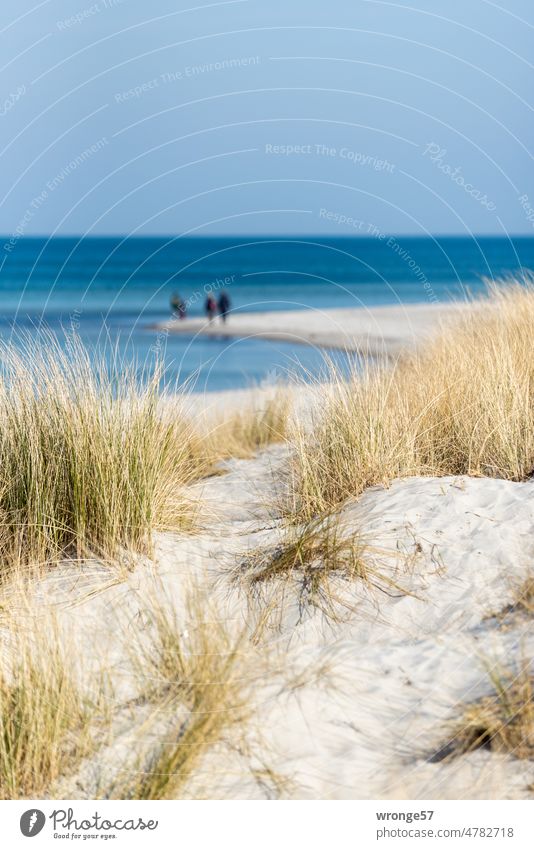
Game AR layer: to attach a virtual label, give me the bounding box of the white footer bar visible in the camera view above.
[3,800,532,848]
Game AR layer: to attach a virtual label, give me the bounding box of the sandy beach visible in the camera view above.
[2,0,532,822]
[3,287,534,802]
[152,300,470,357]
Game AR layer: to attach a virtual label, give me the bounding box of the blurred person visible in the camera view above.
[205,293,217,322]
[218,289,231,323]
[170,291,186,319]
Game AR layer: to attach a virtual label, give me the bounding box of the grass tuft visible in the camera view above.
[0,617,99,799]
[112,594,249,800]
[288,283,534,520]
[205,389,291,461]
[0,333,202,574]
[236,515,406,624]
[512,577,534,616]
[434,661,534,762]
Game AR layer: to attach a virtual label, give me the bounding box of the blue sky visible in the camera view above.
[1,0,533,236]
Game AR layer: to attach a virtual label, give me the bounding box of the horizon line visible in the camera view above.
[2,232,534,240]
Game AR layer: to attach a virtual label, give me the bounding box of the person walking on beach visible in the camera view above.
[170,292,186,320]
[205,293,217,322]
[217,289,231,323]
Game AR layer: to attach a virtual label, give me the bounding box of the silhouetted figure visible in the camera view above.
[218,289,231,323]
[170,292,186,319]
[205,293,217,322]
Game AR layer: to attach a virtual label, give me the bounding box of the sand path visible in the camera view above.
[39,443,534,800]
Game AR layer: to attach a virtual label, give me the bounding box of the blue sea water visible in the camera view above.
[1,235,533,392]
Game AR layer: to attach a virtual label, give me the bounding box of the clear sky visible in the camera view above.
[1,0,533,236]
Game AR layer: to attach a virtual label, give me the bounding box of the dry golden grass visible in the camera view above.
[0,330,292,578]
[0,613,101,799]
[435,661,534,761]
[512,576,534,616]
[111,594,250,800]
[205,388,291,461]
[237,515,366,620]
[0,334,204,575]
[488,574,534,623]
[0,344,292,799]
[288,283,534,520]
[235,515,408,625]
[0,587,259,801]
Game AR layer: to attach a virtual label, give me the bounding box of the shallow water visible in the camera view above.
[1,235,532,391]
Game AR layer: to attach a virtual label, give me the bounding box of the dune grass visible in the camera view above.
[0,332,292,576]
[512,576,534,616]
[488,574,534,622]
[435,661,534,762]
[235,515,409,626]
[0,587,253,800]
[236,515,367,621]
[0,616,100,799]
[0,340,291,798]
[0,334,206,574]
[204,388,291,461]
[287,284,534,520]
[112,594,249,800]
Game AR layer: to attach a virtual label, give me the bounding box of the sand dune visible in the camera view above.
[5,289,533,800]
[44,443,534,800]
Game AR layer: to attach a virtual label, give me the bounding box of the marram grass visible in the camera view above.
[0,334,202,573]
[204,388,291,461]
[434,660,534,762]
[288,283,534,520]
[0,614,99,799]
[111,592,249,800]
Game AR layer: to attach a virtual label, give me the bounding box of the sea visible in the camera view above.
[1,235,533,392]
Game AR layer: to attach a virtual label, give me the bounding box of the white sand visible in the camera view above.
[152,301,470,357]
[30,441,534,800]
